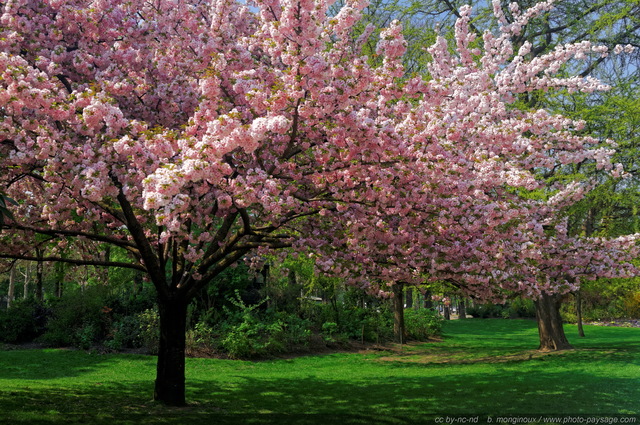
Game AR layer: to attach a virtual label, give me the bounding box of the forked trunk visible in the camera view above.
[392,283,406,344]
[534,293,572,351]
[154,299,188,406]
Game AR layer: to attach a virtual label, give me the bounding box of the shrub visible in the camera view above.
[466,303,507,318]
[321,322,339,342]
[0,298,50,343]
[324,305,393,343]
[42,287,109,348]
[219,316,272,359]
[508,298,536,318]
[104,315,143,351]
[136,308,160,354]
[217,310,312,359]
[74,323,99,350]
[623,292,640,319]
[405,309,443,340]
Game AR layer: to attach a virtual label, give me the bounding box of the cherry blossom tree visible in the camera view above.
[0,0,422,405]
[300,1,638,350]
[0,0,636,405]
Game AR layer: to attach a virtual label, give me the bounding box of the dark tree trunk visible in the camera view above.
[102,246,111,285]
[443,305,451,320]
[7,262,16,308]
[405,287,413,309]
[576,291,585,337]
[36,248,44,301]
[54,261,64,298]
[23,263,30,299]
[534,293,572,351]
[154,298,188,406]
[458,300,467,319]
[424,289,433,309]
[392,283,406,344]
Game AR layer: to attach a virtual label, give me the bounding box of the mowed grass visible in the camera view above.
[1,319,639,424]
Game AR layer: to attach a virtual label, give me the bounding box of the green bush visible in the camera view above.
[508,298,536,318]
[321,322,339,342]
[0,298,50,343]
[561,299,624,323]
[623,292,640,318]
[104,315,143,351]
[214,291,314,358]
[466,303,507,318]
[319,305,393,343]
[74,323,99,350]
[219,316,275,359]
[136,308,159,354]
[218,310,312,359]
[269,310,311,347]
[405,308,443,340]
[42,287,109,348]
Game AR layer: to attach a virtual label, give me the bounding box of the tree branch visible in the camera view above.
[0,254,145,271]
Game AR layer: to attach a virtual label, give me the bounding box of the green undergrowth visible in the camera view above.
[1,319,638,424]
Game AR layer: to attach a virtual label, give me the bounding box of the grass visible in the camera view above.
[1,319,639,424]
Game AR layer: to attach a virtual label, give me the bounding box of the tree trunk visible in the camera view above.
[405,287,413,309]
[392,283,406,344]
[458,300,467,319]
[102,246,111,285]
[154,298,188,406]
[443,305,451,320]
[7,262,16,308]
[534,293,572,351]
[36,248,44,301]
[23,263,30,299]
[576,291,585,337]
[423,289,433,309]
[54,261,65,298]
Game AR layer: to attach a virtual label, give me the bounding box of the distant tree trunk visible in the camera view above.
[102,246,111,285]
[576,291,585,337]
[577,209,596,338]
[288,268,302,313]
[392,283,406,344]
[458,299,467,319]
[443,305,451,320]
[54,261,65,298]
[154,297,188,406]
[23,263,30,299]
[36,248,44,301]
[423,289,433,309]
[405,287,413,309]
[7,262,16,308]
[534,293,572,351]
[132,272,142,295]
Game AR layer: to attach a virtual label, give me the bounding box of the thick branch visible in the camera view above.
[184,246,252,300]
[7,223,138,249]
[0,254,145,271]
[109,171,167,297]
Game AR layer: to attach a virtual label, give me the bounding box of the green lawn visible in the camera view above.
[1,319,639,424]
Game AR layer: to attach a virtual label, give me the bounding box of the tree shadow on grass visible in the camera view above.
[0,349,156,380]
[1,361,638,425]
[190,368,639,416]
